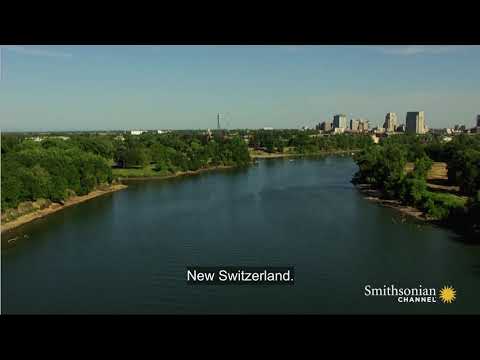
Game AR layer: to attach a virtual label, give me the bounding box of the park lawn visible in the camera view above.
[405,162,448,180]
[427,191,468,208]
[112,165,172,178]
[406,161,466,200]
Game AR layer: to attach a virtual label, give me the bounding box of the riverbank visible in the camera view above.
[2,165,238,234]
[1,184,128,234]
[250,149,360,159]
[115,165,236,181]
[355,184,428,221]
[356,183,479,242]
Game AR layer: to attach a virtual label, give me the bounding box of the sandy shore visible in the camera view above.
[355,184,427,221]
[1,184,128,234]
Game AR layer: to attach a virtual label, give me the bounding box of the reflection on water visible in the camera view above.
[2,156,480,314]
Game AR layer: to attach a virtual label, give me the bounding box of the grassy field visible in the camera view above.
[112,165,172,178]
[406,161,468,206]
[249,147,358,158]
[405,162,448,179]
[248,147,297,157]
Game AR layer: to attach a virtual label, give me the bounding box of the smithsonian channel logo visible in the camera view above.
[364,284,456,304]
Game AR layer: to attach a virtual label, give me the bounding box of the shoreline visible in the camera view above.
[0,155,380,235]
[116,165,236,181]
[355,184,429,221]
[250,149,360,159]
[355,183,480,242]
[2,165,237,235]
[1,184,128,234]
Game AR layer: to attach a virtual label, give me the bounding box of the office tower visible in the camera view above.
[318,121,332,131]
[383,112,397,132]
[357,119,369,132]
[406,111,426,134]
[350,119,360,131]
[333,114,347,129]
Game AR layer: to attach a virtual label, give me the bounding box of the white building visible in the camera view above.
[27,136,43,142]
[130,130,145,135]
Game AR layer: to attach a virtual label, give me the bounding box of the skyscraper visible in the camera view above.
[406,111,426,134]
[350,119,359,131]
[383,112,397,132]
[358,119,369,132]
[477,114,480,127]
[317,121,332,131]
[333,114,347,129]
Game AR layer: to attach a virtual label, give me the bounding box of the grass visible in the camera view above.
[427,191,468,208]
[427,162,449,180]
[112,165,172,178]
[406,161,464,196]
[405,162,448,180]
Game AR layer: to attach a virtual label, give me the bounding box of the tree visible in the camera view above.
[412,155,433,179]
[447,149,480,195]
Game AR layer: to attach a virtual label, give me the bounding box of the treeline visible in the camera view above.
[2,135,113,210]
[114,132,251,171]
[1,132,251,210]
[249,130,374,153]
[353,134,480,236]
[380,133,480,195]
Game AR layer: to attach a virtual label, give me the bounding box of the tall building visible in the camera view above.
[406,111,426,134]
[317,121,332,132]
[383,112,397,132]
[358,119,369,132]
[350,119,360,131]
[333,114,347,129]
[477,114,480,127]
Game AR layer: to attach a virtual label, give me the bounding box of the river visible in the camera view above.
[2,156,479,314]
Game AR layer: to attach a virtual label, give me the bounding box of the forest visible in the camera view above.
[248,129,374,153]
[352,133,480,236]
[3,130,479,237]
[1,131,251,211]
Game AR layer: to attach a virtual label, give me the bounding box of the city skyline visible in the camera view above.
[1,45,479,131]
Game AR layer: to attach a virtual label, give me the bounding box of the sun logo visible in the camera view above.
[439,286,456,304]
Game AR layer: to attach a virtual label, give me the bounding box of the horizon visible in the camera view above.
[1,45,479,132]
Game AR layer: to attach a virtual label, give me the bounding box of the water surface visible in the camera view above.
[2,156,479,314]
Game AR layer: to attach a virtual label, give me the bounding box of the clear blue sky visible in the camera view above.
[1,45,479,131]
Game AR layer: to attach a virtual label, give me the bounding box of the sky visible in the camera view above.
[0,45,479,131]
